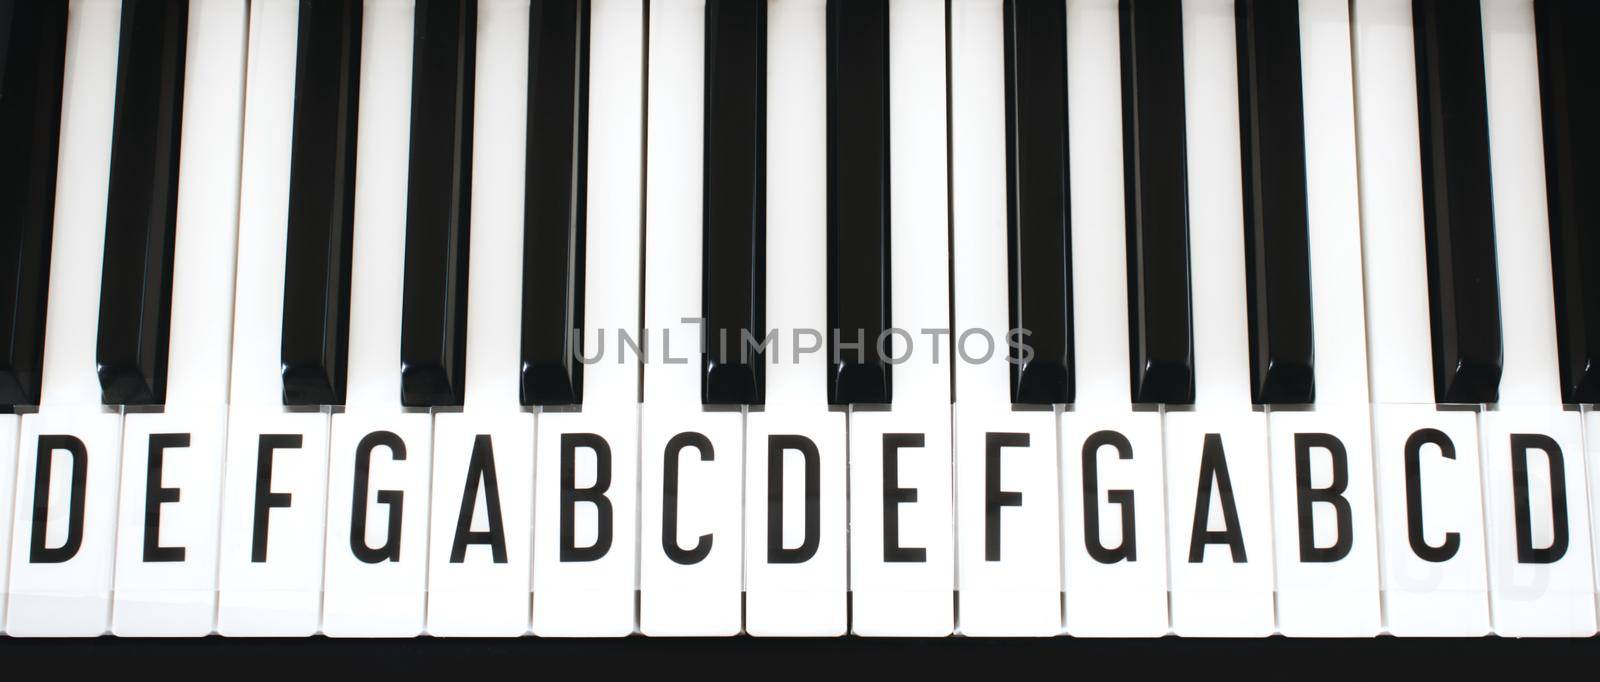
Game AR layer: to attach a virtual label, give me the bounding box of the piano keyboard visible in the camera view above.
[0,0,1597,639]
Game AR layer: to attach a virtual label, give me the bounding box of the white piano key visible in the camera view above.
[1372,406,1492,635]
[531,0,645,638]
[427,414,535,636]
[848,408,954,636]
[744,411,846,637]
[1586,410,1600,618]
[1480,409,1596,635]
[110,0,246,638]
[1060,0,1168,638]
[1265,408,1382,635]
[6,0,123,637]
[949,0,1061,637]
[1164,0,1275,637]
[322,413,432,636]
[215,413,331,636]
[1058,411,1168,636]
[741,0,845,638]
[318,0,432,638]
[639,409,743,636]
[0,415,16,632]
[216,0,331,636]
[638,0,743,637]
[1478,0,1596,636]
[1266,0,1382,637]
[423,0,539,638]
[1351,0,1492,636]
[849,0,956,637]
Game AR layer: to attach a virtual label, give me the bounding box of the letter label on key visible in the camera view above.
[560,432,614,562]
[350,430,405,564]
[452,435,509,564]
[663,431,713,565]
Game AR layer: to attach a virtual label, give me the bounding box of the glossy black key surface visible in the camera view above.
[701,0,765,405]
[826,0,891,405]
[1535,0,1600,404]
[0,0,68,408]
[1004,0,1073,406]
[521,0,590,407]
[1120,0,1193,405]
[1235,0,1313,405]
[1413,0,1501,404]
[401,0,476,407]
[281,0,361,406]
[96,0,188,405]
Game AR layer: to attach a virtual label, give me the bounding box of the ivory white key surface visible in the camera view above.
[5,0,123,637]
[1586,410,1600,618]
[216,0,331,636]
[1264,0,1382,637]
[1477,0,1597,636]
[323,415,432,637]
[110,0,247,637]
[744,411,846,637]
[1479,410,1595,635]
[0,415,16,632]
[114,411,229,636]
[1162,0,1275,637]
[638,0,743,637]
[424,0,539,637]
[427,414,534,636]
[1059,0,1168,638]
[1369,407,1491,635]
[319,0,433,638]
[740,0,846,639]
[848,408,954,635]
[847,0,955,638]
[949,0,1061,637]
[1351,0,1492,636]
[1059,411,1167,636]
[9,414,122,636]
[531,0,645,638]
[215,413,331,636]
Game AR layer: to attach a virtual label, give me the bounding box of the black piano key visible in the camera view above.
[95,0,188,405]
[1413,0,1501,404]
[1235,0,1314,405]
[400,0,476,408]
[1003,0,1073,406]
[701,0,765,406]
[281,0,361,406]
[1535,0,1600,404]
[1120,0,1194,405]
[826,0,891,406]
[520,0,589,407]
[0,0,68,408]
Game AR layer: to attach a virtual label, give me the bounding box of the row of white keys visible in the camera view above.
[640,0,743,636]
[743,0,846,637]
[1479,0,1595,636]
[1264,0,1383,637]
[1353,0,1490,636]
[848,0,956,637]
[6,0,125,636]
[949,0,1061,637]
[218,0,333,636]
[532,0,645,637]
[1060,0,1168,637]
[111,0,249,636]
[321,0,432,637]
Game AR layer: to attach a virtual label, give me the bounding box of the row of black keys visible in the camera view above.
[1,0,1598,411]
